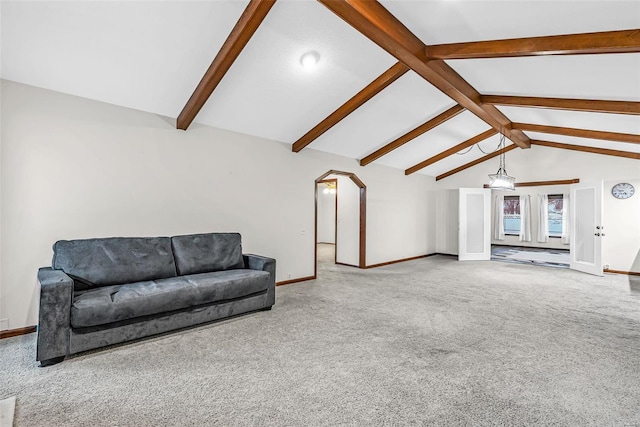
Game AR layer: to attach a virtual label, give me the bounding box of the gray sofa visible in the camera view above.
[36,232,275,366]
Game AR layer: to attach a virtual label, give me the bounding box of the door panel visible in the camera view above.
[459,188,491,261]
[570,181,603,276]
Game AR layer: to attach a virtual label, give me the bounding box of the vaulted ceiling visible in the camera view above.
[2,0,639,179]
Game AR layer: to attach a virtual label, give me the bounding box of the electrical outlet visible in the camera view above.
[604,264,610,269]
[300,229,306,235]
[0,318,8,331]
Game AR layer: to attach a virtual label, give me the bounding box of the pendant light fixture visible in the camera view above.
[488,132,516,191]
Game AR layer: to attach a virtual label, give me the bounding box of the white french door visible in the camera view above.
[458,188,491,261]
[570,181,604,276]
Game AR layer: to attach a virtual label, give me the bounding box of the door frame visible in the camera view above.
[314,170,366,276]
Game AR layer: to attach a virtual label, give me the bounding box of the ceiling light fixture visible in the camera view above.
[322,182,336,194]
[488,132,516,191]
[300,51,320,69]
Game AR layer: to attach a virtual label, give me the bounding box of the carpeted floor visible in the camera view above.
[2,248,640,426]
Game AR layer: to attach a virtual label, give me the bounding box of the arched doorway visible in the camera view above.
[314,170,366,277]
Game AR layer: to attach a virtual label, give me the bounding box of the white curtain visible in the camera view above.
[493,194,505,240]
[519,195,532,242]
[561,193,570,245]
[537,194,549,242]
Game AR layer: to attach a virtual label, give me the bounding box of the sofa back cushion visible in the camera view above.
[171,233,244,276]
[53,237,177,289]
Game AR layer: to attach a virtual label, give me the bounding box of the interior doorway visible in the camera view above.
[488,180,578,271]
[317,179,337,266]
[314,170,366,277]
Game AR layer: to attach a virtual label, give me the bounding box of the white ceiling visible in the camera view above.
[2,0,639,178]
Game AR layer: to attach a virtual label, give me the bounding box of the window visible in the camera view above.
[548,194,564,237]
[503,196,520,235]
[502,194,564,237]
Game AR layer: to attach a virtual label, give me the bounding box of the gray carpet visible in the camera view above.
[2,248,640,426]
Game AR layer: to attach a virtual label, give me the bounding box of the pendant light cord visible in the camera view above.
[456,131,504,155]
[498,132,507,173]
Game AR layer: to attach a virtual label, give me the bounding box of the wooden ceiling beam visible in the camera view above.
[426,29,640,59]
[360,105,464,166]
[436,139,640,181]
[405,129,497,175]
[437,138,640,181]
[530,140,640,159]
[177,0,276,130]
[317,0,530,149]
[483,179,580,188]
[436,145,517,181]
[292,61,409,152]
[513,123,640,144]
[482,95,640,115]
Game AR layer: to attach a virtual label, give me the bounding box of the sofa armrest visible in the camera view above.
[243,254,276,308]
[36,268,73,363]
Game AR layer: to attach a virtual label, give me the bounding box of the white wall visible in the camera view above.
[0,75,4,329]
[334,175,360,266]
[435,144,640,272]
[366,171,435,264]
[603,178,640,273]
[0,80,437,329]
[316,183,335,244]
[433,189,458,255]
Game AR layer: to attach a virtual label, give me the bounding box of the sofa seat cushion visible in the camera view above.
[70,269,270,328]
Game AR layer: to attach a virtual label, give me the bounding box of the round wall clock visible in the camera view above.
[611,183,635,199]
